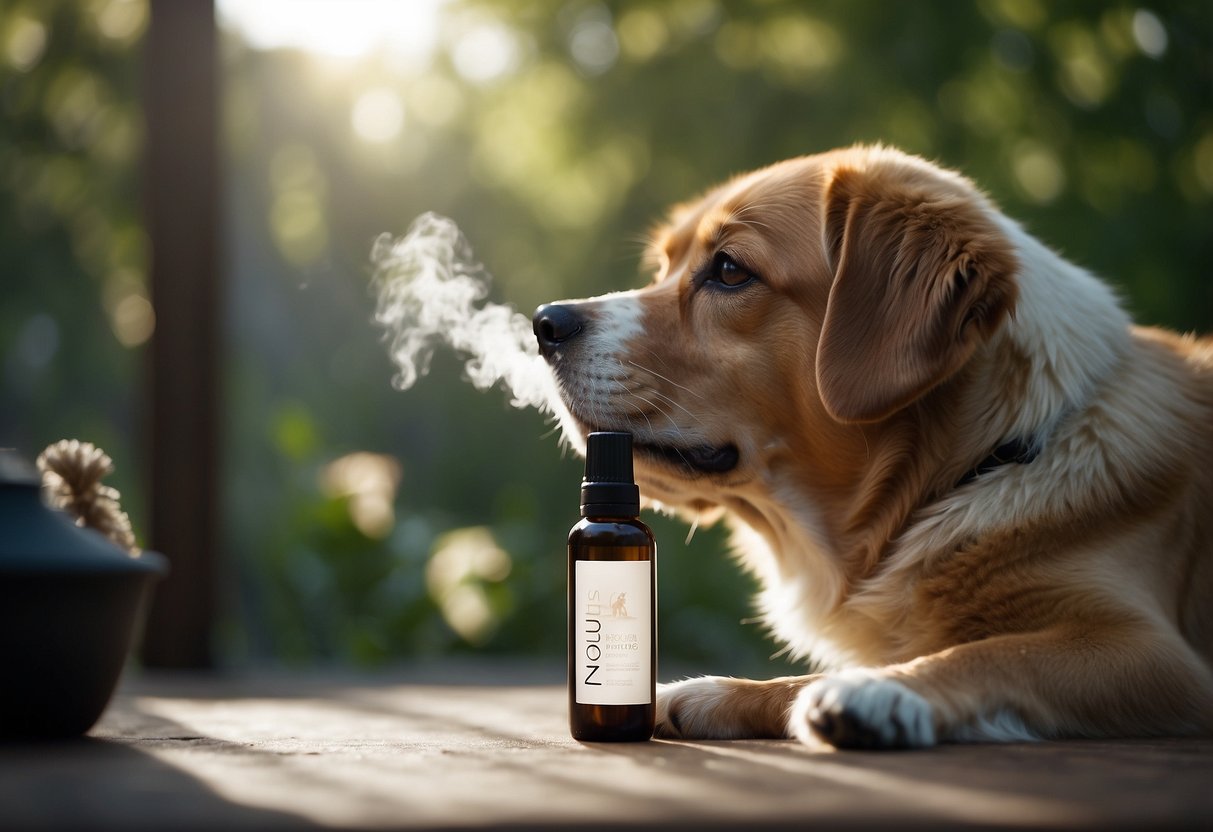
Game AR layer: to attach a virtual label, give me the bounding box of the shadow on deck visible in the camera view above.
[2,663,1210,830]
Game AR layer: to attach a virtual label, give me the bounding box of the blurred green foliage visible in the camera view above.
[2,0,1211,675]
[1,0,148,513]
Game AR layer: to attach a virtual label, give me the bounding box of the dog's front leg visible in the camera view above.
[656,675,814,740]
[794,624,1213,749]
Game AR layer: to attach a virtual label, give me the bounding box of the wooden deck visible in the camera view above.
[2,665,1211,830]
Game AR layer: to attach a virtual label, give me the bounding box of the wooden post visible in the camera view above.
[140,0,219,668]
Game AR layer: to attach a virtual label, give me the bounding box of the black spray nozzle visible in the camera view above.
[580,432,640,517]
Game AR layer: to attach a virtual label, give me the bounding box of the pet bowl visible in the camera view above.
[0,451,168,739]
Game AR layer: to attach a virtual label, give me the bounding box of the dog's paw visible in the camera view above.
[792,670,936,749]
[655,677,738,739]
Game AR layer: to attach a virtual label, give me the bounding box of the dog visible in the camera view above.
[532,145,1213,748]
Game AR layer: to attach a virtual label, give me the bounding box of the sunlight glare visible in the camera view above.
[451,20,520,83]
[352,87,405,143]
[217,0,447,63]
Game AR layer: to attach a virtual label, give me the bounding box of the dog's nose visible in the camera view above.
[533,303,584,356]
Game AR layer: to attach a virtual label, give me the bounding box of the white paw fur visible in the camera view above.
[793,669,937,749]
[656,677,742,740]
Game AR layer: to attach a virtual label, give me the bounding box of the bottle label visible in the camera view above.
[573,560,652,705]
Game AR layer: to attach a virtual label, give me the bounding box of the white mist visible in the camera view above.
[370,212,562,416]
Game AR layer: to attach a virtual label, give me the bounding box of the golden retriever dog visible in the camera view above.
[532,145,1213,748]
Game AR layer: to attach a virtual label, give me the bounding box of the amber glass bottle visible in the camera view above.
[568,432,656,742]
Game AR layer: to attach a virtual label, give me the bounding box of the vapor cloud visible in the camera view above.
[370,212,559,415]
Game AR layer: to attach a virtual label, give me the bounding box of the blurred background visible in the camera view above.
[1,0,1210,676]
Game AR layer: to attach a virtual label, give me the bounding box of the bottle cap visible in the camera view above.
[580,432,640,518]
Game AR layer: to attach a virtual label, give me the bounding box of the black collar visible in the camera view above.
[955,437,1039,488]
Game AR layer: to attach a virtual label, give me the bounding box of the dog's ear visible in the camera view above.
[815,165,1019,423]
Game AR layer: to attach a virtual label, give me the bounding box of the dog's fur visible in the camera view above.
[533,145,1213,748]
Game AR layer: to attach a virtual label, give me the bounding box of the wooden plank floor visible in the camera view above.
[2,666,1211,830]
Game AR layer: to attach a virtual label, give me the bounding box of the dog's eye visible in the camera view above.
[708,252,755,288]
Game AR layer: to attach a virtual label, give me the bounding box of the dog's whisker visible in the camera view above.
[624,392,668,426]
[636,344,675,373]
[647,388,706,427]
[626,388,697,446]
[626,359,705,400]
[685,513,700,545]
[620,397,657,437]
[623,392,698,460]
[611,360,707,429]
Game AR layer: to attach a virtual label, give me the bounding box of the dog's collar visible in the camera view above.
[955,437,1039,488]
